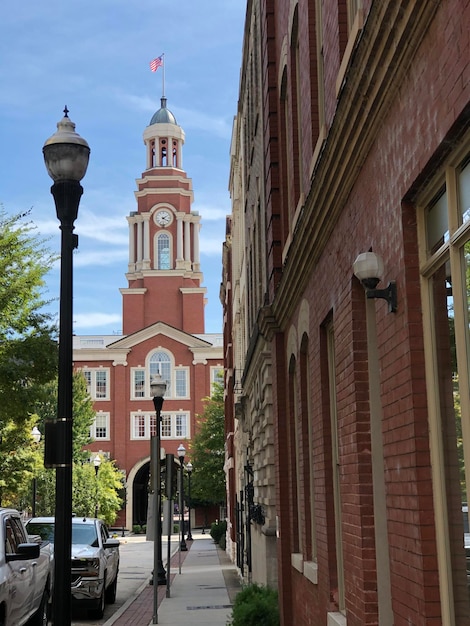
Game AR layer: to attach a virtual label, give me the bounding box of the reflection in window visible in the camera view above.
[422,150,470,620]
[150,352,171,395]
[426,189,449,254]
[431,265,469,618]
[157,233,171,269]
[459,159,470,225]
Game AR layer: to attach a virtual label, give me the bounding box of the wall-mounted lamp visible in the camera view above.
[353,252,397,313]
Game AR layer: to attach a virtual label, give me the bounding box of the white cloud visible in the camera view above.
[73,312,122,329]
[73,248,128,268]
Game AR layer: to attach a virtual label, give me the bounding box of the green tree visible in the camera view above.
[0,208,57,506]
[32,372,123,524]
[189,382,226,508]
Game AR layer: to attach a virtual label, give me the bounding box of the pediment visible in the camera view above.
[106,321,213,351]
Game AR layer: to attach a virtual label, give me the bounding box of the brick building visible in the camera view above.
[223,1,470,624]
[74,97,223,531]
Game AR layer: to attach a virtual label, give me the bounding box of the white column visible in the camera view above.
[128,219,135,270]
[192,217,200,271]
[136,219,143,268]
[143,215,150,269]
[184,218,191,267]
[176,216,184,265]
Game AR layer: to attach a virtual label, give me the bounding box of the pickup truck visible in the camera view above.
[26,516,120,619]
[0,507,52,626]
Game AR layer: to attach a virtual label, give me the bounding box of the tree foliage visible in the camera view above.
[189,382,226,507]
[31,372,123,525]
[0,208,57,505]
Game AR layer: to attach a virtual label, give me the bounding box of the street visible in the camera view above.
[71,534,179,625]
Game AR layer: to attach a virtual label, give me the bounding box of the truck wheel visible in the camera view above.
[105,571,118,604]
[89,578,106,619]
[29,586,51,626]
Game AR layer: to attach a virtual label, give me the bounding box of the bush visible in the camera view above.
[228,583,279,626]
[210,519,227,544]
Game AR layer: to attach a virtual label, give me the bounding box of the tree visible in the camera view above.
[189,382,226,508]
[0,208,58,506]
[31,372,123,524]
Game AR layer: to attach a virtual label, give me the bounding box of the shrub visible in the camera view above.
[210,519,227,544]
[228,583,279,626]
[132,524,141,534]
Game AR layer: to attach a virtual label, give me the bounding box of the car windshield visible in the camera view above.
[26,521,98,547]
[26,522,54,542]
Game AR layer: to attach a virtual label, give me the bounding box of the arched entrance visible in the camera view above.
[132,462,150,528]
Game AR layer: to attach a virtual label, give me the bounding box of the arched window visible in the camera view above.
[150,351,171,395]
[156,233,171,269]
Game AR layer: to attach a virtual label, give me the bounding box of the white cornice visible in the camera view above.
[107,321,216,350]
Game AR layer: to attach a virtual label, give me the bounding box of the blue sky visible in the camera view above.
[0,1,245,335]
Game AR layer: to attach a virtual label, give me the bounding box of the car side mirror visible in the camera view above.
[6,542,40,561]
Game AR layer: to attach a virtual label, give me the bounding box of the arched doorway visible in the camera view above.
[132,461,150,528]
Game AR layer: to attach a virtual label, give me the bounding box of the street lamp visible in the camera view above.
[31,427,41,517]
[42,107,90,626]
[186,461,193,541]
[177,444,187,551]
[93,454,101,518]
[150,374,167,624]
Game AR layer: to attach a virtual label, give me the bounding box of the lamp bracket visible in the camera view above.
[366,281,397,313]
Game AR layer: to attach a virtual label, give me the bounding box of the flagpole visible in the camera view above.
[162,53,165,98]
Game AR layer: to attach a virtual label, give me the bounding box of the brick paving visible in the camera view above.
[110,547,191,626]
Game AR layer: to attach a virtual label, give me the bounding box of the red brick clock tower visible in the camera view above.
[73,98,223,530]
[121,97,206,336]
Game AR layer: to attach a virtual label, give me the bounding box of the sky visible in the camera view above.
[0,1,246,336]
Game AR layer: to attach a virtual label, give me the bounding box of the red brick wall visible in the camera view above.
[260,0,469,624]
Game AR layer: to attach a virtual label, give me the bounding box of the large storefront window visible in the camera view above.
[421,148,470,623]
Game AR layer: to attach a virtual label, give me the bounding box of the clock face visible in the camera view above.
[155,210,172,227]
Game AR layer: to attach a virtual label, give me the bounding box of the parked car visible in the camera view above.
[26,516,120,619]
[0,507,52,626]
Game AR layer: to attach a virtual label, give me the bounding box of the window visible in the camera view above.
[321,320,345,614]
[175,369,187,397]
[156,232,171,269]
[90,412,110,440]
[133,369,145,398]
[131,353,189,400]
[150,351,171,393]
[130,412,190,440]
[82,368,110,401]
[419,147,470,622]
[210,366,224,389]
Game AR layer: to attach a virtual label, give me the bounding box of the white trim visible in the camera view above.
[327,612,347,626]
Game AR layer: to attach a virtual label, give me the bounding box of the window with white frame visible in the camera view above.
[133,369,145,398]
[210,366,224,389]
[82,368,110,401]
[155,232,171,269]
[131,352,189,400]
[130,411,190,440]
[90,412,110,440]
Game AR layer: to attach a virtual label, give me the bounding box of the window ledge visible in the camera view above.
[291,552,303,573]
[303,560,318,584]
[327,612,347,626]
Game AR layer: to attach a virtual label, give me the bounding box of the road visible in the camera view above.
[71,534,179,625]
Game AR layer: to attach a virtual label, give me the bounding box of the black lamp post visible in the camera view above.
[186,461,193,541]
[177,444,188,551]
[43,107,90,626]
[150,374,167,624]
[31,426,41,517]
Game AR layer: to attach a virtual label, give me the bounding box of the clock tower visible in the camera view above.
[120,97,206,335]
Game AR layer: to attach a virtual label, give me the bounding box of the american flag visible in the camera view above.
[150,56,163,72]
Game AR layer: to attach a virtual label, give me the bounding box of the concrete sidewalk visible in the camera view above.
[105,532,240,626]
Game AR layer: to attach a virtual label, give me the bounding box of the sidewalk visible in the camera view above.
[105,532,241,626]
